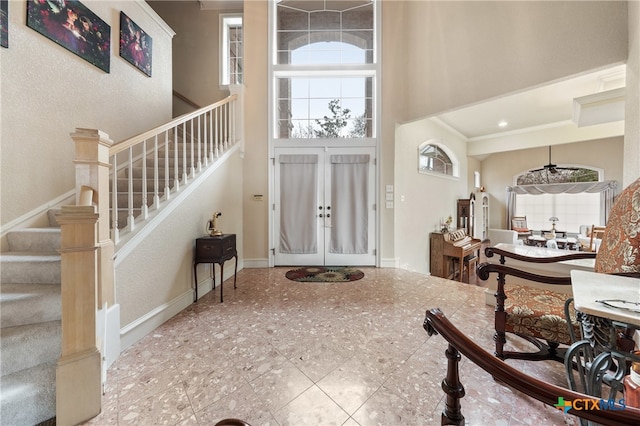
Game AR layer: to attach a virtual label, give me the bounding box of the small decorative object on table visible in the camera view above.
[441,215,453,232]
[548,216,559,238]
[207,211,223,236]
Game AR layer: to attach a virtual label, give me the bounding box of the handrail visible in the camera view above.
[102,92,241,244]
[423,308,640,425]
[477,262,574,285]
[110,94,237,155]
[485,245,597,264]
[173,90,201,110]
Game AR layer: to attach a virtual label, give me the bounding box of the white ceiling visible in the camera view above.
[435,64,626,157]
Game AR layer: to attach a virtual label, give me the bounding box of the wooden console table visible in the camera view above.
[194,234,237,303]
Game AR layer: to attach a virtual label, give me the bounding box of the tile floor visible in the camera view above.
[83,267,580,426]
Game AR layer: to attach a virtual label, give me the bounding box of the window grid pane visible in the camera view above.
[515,193,600,234]
[276,76,372,139]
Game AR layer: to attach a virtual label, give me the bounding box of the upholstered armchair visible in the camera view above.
[479,177,640,363]
[478,248,596,361]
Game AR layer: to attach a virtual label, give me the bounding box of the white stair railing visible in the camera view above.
[108,93,238,244]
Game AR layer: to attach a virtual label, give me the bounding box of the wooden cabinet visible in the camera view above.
[194,234,237,303]
[430,232,448,279]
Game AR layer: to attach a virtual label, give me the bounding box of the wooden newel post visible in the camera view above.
[70,128,115,308]
[441,343,465,426]
[56,205,101,426]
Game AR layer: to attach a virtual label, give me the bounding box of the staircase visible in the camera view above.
[0,210,62,425]
[0,93,241,425]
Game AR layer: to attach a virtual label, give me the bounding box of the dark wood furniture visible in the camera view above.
[456,198,473,236]
[430,231,481,283]
[194,234,237,303]
[423,308,640,426]
[477,246,596,362]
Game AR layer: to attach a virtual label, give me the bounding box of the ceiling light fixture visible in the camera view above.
[498,120,508,128]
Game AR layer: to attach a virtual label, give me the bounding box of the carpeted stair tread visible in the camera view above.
[6,228,61,252]
[1,362,56,426]
[1,321,61,376]
[0,252,61,284]
[1,283,61,328]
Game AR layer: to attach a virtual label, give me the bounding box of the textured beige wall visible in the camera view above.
[1,1,173,226]
[148,1,234,116]
[403,1,628,121]
[242,0,269,263]
[117,151,243,327]
[394,117,469,273]
[480,138,624,230]
[624,1,640,186]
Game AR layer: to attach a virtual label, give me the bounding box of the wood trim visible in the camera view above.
[173,90,201,110]
[423,308,640,425]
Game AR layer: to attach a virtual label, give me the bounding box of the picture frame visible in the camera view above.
[119,12,152,77]
[26,0,110,73]
[1,0,8,48]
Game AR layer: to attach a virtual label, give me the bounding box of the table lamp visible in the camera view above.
[549,217,559,238]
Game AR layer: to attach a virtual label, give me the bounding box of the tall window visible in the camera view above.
[514,167,602,233]
[220,14,243,85]
[273,1,376,139]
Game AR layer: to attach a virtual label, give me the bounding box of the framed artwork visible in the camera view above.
[1,0,8,48]
[119,12,152,77]
[26,0,110,72]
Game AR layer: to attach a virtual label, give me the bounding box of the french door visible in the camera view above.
[274,147,376,266]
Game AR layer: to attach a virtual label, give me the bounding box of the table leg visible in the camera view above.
[233,255,238,289]
[459,255,464,282]
[220,263,224,303]
[193,263,198,303]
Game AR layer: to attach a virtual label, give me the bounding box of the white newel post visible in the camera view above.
[56,129,118,424]
[70,128,116,308]
[56,205,101,425]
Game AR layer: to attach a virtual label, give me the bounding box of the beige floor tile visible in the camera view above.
[81,267,589,426]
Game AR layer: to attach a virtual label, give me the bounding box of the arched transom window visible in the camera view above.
[418,140,459,177]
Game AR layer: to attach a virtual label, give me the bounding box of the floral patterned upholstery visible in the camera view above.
[505,285,580,346]
[595,177,640,274]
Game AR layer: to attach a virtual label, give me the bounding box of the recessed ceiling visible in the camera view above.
[436,64,626,141]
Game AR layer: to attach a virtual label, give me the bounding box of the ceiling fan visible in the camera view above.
[529,146,578,174]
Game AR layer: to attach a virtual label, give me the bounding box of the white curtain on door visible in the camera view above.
[330,154,369,254]
[279,155,318,254]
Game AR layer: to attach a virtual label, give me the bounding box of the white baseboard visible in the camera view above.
[379,258,399,268]
[243,258,269,268]
[120,291,193,352]
[119,266,241,352]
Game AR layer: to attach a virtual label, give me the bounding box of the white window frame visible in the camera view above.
[418,139,460,179]
[269,1,378,142]
[220,13,243,87]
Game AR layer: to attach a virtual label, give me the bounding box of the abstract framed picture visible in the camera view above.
[119,12,152,77]
[26,0,110,72]
[1,0,8,48]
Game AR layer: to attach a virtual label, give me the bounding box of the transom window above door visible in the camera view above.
[272,0,377,140]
